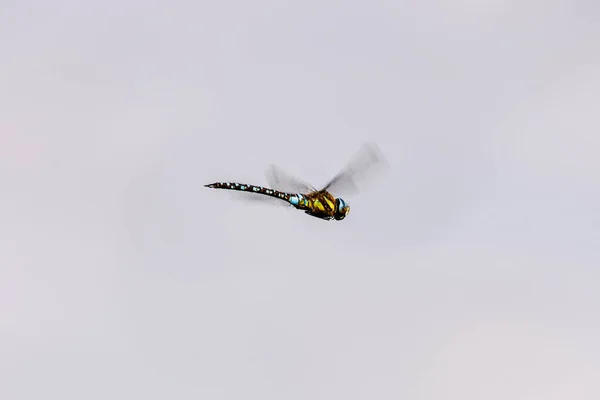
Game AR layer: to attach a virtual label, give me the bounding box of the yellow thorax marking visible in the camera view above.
[312,196,335,212]
[313,199,325,212]
[324,197,335,210]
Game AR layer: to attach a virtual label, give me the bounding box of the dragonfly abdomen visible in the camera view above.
[204,182,293,202]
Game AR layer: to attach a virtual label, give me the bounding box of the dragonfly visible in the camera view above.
[204,142,388,221]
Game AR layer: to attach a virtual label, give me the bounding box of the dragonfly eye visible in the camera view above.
[334,198,350,220]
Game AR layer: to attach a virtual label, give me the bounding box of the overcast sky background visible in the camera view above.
[1,1,599,399]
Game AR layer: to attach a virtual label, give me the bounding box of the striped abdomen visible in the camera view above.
[204,182,293,203]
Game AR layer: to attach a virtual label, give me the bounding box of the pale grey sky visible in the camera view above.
[1,1,599,399]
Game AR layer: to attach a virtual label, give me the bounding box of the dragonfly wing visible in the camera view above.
[321,142,389,197]
[221,190,294,207]
[265,164,317,194]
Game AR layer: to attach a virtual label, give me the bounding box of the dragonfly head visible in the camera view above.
[334,198,350,220]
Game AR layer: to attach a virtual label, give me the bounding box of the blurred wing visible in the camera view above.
[321,142,389,197]
[221,189,293,208]
[265,164,317,194]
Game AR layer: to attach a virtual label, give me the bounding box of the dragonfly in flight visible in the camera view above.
[205,142,388,221]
